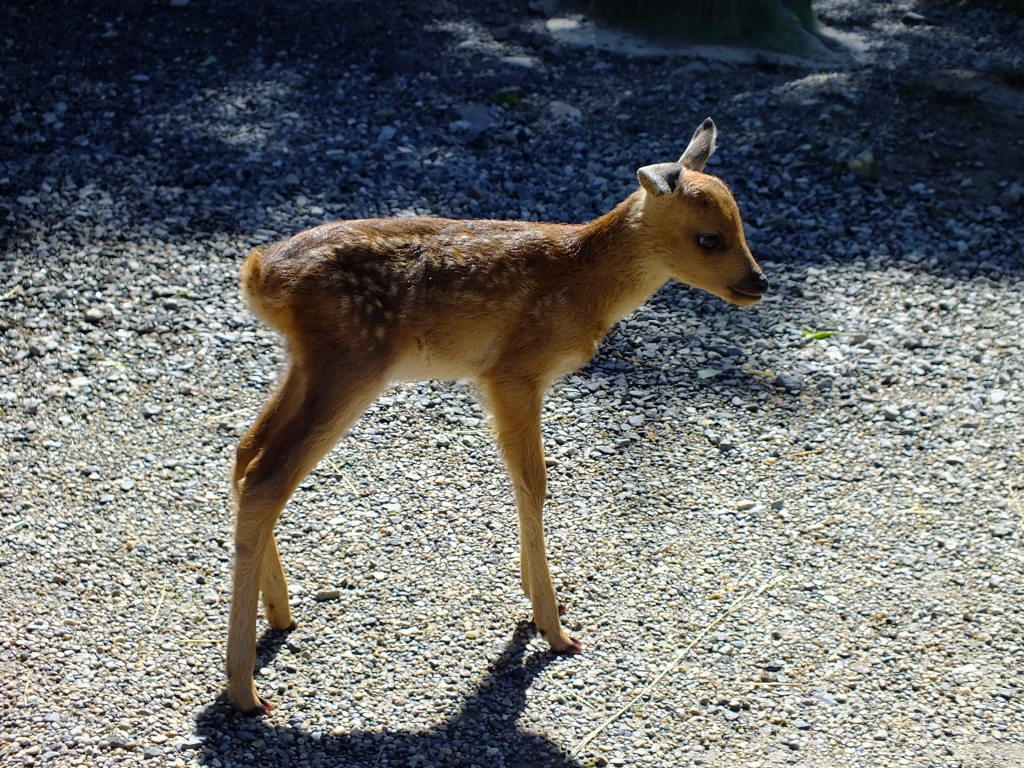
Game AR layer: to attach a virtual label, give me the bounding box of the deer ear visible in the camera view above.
[679,117,717,172]
[637,163,682,197]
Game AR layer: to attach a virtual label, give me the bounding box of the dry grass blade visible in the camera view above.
[1,519,27,536]
[150,586,167,626]
[1011,483,1024,531]
[566,576,784,762]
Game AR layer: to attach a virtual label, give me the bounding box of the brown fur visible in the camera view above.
[226,120,768,713]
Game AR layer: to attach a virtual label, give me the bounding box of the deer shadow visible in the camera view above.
[194,622,585,768]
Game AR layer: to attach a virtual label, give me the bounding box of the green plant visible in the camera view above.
[490,91,523,108]
[802,328,835,340]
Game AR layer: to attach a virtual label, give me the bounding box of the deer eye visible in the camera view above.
[698,234,719,250]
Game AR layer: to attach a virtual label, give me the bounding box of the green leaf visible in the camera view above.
[199,55,218,68]
[490,91,522,108]
[801,329,835,340]
[697,368,722,379]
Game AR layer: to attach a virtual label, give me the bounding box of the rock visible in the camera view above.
[142,404,163,418]
[883,405,901,421]
[548,100,581,121]
[376,126,397,144]
[902,11,934,25]
[627,414,645,428]
[997,183,1022,207]
[773,373,803,391]
[452,104,493,143]
[736,500,758,511]
[118,478,135,491]
[847,148,881,181]
[84,307,105,323]
[989,389,1007,405]
[872,729,888,740]
[315,589,342,602]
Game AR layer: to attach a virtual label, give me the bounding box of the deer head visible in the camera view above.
[637,118,768,307]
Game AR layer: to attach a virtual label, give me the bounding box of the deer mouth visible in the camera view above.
[727,287,764,305]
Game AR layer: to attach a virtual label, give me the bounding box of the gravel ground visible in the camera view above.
[2,1,1024,767]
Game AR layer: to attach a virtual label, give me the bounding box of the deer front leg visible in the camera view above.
[483,374,582,654]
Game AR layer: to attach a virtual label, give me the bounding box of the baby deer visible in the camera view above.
[227,118,768,714]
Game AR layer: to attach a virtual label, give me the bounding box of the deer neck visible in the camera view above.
[572,191,671,332]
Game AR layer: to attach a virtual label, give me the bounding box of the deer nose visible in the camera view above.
[751,272,770,294]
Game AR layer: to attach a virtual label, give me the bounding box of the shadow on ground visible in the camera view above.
[194,623,584,768]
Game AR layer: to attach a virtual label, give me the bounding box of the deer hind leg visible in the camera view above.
[233,369,306,633]
[227,359,386,714]
[482,373,581,655]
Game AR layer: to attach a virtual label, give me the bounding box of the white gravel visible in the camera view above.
[2,1,1023,767]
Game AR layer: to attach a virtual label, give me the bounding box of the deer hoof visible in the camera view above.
[243,697,274,717]
[556,638,583,655]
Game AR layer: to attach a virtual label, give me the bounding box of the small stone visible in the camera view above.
[84,307,105,323]
[377,126,397,143]
[997,183,1022,207]
[143,746,163,759]
[627,414,645,428]
[847,148,881,181]
[872,729,888,740]
[989,525,1013,537]
[22,399,40,415]
[315,589,342,602]
[142,404,163,418]
[773,373,803,391]
[901,11,934,25]
[117,478,135,491]
[548,100,581,121]
[883,405,901,421]
[989,389,1007,405]
[736,500,757,511]
[770,500,785,511]
[793,720,811,730]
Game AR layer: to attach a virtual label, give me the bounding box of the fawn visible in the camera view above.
[227,118,768,714]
